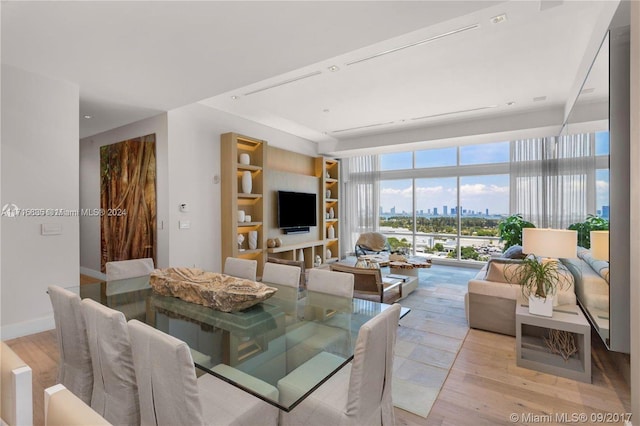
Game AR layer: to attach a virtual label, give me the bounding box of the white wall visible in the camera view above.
[79,114,169,273]
[1,65,79,338]
[79,104,316,274]
[166,104,317,272]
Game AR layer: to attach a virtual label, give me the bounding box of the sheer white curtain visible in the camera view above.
[341,155,380,257]
[510,134,596,228]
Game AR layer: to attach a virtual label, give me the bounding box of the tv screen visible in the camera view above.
[277,191,317,230]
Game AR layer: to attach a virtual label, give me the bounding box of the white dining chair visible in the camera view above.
[44,384,112,426]
[48,285,94,405]
[279,304,401,426]
[1,341,33,426]
[105,258,154,281]
[127,319,278,426]
[224,257,258,281]
[262,262,301,288]
[307,268,354,298]
[80,299,140,426]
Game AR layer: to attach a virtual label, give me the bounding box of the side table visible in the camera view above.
[516,303,591,383]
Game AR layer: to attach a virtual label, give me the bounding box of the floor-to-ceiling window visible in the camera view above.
[354,136,608,263]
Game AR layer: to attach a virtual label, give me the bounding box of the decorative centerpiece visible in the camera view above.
[150,267,277,312]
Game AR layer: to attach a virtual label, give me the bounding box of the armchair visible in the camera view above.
[354,232,390,256]
[330,263,402,304]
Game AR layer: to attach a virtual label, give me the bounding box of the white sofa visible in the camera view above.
[465,258,577,336]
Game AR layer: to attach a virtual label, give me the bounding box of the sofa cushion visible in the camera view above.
[502,245,526,259]
[484,259,525,283]
[576,247,610,283]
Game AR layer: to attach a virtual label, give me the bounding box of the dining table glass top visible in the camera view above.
[68,276,409,411]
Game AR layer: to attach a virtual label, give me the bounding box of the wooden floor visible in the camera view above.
[7,276,630,425]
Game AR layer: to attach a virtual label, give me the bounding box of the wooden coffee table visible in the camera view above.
[361,255,431,277]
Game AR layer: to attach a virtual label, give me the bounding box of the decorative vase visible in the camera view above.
[237,210,245,223]
[326,189,331,198]
[328,225,335,239]
[329,207,335,219]
[239,153,250,165]
[326,249,332,259]
[241,171,252,194]
[528,294,553,317]
[275,237,282,247]
[298,249,305,262]
[267,238,276,248]
[315,255,322,267]
[245,215,251,222]
[248,231,258,250]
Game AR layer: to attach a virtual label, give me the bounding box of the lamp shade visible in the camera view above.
[590,230,609,261]
[522,228,577,259]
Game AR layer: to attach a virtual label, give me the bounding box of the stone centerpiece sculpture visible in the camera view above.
[150,267,277,312]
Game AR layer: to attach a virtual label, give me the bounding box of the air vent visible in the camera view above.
[411,105,498,121]
[243,71,322,96]
[332,121,395,134]
[346,24,479,66]
[533,96,547,102]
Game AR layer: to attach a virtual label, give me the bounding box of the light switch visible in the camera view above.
[179,220,191,229]
[41,223,62,235]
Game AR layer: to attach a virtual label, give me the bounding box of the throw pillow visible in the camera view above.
[484,258,525,283]
[502,245,526,259]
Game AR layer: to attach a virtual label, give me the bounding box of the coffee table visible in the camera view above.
[361,254,432,277]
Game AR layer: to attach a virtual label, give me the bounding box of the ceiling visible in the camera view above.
[2,1,615,148]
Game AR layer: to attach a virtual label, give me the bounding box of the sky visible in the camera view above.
[378,136,610,216]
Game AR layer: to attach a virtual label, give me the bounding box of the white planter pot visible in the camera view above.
[239,153,250,165]
[528,294,553,317]
[241,171,252,194]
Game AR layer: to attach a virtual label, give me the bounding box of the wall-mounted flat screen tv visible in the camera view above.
[277,191,316,233]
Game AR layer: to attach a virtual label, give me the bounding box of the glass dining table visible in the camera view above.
[68,276,410,411]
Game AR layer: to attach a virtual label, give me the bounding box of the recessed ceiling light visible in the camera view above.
[83,115,92,119]
[506,101,516,106]
[490,14,507,24]
[231,95,239,100]
[327,65,340,72]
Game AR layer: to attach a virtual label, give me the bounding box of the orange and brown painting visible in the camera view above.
[100,134,157,271]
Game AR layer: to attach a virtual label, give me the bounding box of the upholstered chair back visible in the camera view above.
[48,285,93,405]
[224,257,258,281]
[307,269,354,298]
[105,258,154,281]
[80,299,140,425]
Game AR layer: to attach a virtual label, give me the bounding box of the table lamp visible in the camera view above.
[590,230,609,261]
[522,228,577,260]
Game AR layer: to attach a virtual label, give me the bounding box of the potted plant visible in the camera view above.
[497,214,535,251]
[567,215,609,248]
[504,255,569,317]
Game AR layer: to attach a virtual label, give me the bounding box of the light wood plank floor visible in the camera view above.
[7,328,629,426]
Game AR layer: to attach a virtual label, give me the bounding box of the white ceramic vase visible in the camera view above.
[328,225,335,239]
[248,231,258,250]
[239,153,250,165]
[298,249,305,262]
[326,189,331,198]
[237,210,245,223]
[528,294,553,317]
[241,171,252,194]
[329,207,335,219]
[326,249,332,259]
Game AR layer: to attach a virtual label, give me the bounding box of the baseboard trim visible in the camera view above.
[80,267,106,281]
[1,315,55,340]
